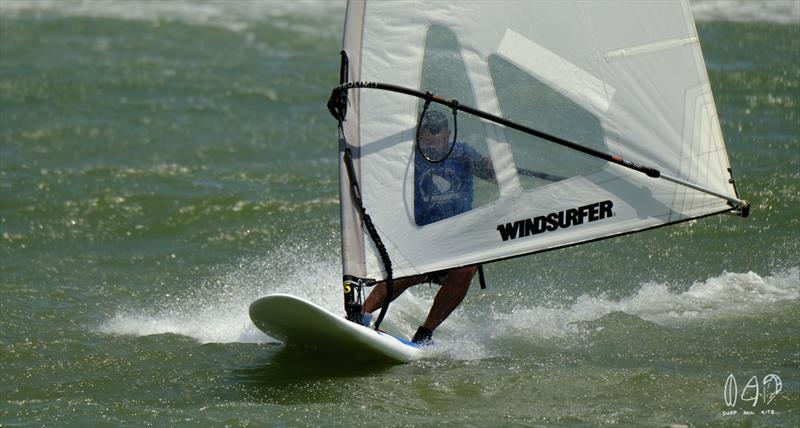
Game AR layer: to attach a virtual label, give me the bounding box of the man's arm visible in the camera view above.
[458,144,497,184]
[469,150,564,184]
[472,155,497,184]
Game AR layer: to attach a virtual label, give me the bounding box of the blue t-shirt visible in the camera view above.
[414,142,483,226]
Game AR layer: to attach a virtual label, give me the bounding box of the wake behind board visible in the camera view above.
[249,294,422,364]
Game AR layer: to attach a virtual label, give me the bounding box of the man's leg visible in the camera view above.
[420,265,477,332]
[362,274,426,314]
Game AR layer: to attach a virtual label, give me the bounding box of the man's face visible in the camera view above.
[419,126,450,159]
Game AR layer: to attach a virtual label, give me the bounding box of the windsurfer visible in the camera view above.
[361,110,495,344]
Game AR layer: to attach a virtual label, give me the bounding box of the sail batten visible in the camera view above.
[605,36,700,60]
[336,0,746,281]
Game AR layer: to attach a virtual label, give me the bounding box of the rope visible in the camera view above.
[340,126,394,330]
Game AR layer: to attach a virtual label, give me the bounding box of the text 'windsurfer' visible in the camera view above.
[497,200,614,241]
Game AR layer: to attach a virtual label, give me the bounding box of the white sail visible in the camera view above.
[337,0,745,281]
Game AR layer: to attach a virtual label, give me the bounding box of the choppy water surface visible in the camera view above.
[1,1,798,426]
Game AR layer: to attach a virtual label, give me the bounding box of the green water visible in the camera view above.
[1,2,798,426]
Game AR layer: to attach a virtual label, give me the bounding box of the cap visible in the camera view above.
[420,110,448,133]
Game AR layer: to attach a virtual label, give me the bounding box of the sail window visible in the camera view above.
[488,54,607,191]
[413,25,499,226]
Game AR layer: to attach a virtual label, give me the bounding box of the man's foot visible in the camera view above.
[411,326,433,345]
[360,312,373,327]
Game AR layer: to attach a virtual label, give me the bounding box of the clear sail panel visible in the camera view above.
[414,25,499,226]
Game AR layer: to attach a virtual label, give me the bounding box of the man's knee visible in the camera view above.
[446,266,477,288]
[457,265,478,279]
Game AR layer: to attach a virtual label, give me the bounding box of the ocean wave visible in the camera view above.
[97,231,798,359]
[691,0,800,24]
[0,0,345,32]
[4,1,797,26]
[487,267,799,341]
[96,240,343,344]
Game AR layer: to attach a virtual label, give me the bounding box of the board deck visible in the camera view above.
[249,293,422,364]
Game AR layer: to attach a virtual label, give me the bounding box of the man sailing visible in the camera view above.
[361,110,495,344]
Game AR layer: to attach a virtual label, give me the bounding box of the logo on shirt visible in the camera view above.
[418,167,469,205]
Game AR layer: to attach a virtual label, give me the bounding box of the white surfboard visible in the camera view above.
[249,294,423,364]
